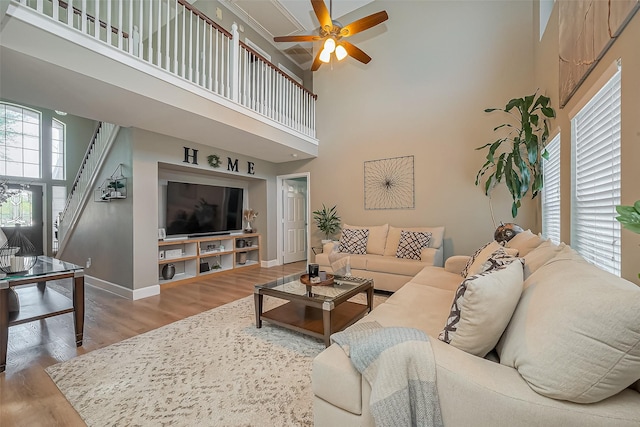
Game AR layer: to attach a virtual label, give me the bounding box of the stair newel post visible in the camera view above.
[230,23,240,103]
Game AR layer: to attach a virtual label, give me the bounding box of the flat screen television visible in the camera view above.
[165,181,243,237]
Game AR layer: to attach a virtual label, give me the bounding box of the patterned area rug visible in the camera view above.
[46,294,384,426]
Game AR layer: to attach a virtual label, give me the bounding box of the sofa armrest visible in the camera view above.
[444,255,470,274]
[322,240,339,254]
[420,247,442,266]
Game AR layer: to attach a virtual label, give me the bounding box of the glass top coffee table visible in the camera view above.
[254,272,374,347]
[1,256,85,373]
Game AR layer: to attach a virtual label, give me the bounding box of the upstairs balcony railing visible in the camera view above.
[14,0,317,138]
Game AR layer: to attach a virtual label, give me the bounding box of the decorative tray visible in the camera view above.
[300,273,335,286]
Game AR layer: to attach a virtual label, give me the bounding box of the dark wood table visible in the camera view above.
[0,256,84,373]
[254,272,373,347]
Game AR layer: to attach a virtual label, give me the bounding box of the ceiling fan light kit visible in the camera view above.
[274,0,388,71]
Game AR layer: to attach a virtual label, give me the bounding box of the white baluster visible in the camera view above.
[138,0,143,57]
[67,0,73,28]
[94,0,99,39]
[36,0,43,13]
[181,3,186,78]
[207,26,213,90]
[156,0,162,66]
[148,1,153,62]
[81,0,87,33]
[173,0,179,73]
[53,0,59,21]
[195,16,200,84]
[230,24,239,102]
[106,0,112,45]
[165,0,170,70]
[128,0,133,54]
[188,11,193,82]
[117,0,123,49]
[214,30,219,94]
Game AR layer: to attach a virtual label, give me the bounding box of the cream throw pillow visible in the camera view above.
[439,259,524,357]
[505,229,545,256]
[497,245,640,403]
[343,224,388,255]
[461,241,519,278]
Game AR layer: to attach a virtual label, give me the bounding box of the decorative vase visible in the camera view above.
[494,222,524,244]
[0,225,38,274]
[244,222,253,233]
[161,263,176,280]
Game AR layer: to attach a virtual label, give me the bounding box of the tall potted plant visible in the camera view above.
[475,92,556,218]
[313,204,341,242]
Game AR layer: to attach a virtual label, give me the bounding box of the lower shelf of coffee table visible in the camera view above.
[260,301,368,340]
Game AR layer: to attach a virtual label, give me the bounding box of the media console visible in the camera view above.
[157,233,261,286]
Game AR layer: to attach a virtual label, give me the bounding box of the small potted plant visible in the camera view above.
[313,204,341,242]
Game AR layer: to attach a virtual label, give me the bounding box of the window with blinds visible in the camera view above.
[542,134,561,244]
[571,67,621,276]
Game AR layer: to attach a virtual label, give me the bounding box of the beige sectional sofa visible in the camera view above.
[312,231,640,426]
[314,224,445,292]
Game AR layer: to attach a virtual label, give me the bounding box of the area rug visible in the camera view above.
[46,294,384,426]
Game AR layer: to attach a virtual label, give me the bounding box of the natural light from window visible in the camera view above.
[0,102,41,178]
[542,134,561,244]
[52,118,66,180]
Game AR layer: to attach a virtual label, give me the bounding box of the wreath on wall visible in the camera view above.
[207,154,221,168]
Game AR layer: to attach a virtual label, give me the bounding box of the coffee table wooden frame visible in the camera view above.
[254,274,374,347]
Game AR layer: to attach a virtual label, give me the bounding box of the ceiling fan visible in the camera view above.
[273,0,388,71]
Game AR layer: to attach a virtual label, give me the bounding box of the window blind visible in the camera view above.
[542,134,561,244]
[571,68,621,276]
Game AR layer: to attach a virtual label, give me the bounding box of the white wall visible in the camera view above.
[280,0,537,257]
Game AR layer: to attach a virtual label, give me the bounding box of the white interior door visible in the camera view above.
[283,179,307,264]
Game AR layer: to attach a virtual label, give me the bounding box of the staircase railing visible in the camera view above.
[16,0,317,138]
[58,121,119,246]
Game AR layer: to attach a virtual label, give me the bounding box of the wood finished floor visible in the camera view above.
[0,261,307,427]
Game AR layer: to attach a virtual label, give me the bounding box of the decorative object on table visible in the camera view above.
[158,250,165,260]
[300,273,334,287]
[364,156,414,210]
[0,225,38,274]
[559,1,640,108]
[95,163,127,202]
[615,199,640,279]
[243,209,258,233]
[161,263,175,280]
[312,204,341,242]
[308,263,319,278]
[236,239,247,248]
[158,228,166,240]
[475,92,556,219]
[494,222,525,244]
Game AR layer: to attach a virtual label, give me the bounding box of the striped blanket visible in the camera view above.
[331,322,444,427]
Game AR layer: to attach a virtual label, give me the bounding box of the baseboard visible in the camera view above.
[261,259,279,268]
[86,275,160,300]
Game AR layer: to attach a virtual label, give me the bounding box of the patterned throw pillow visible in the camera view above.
[396,231,432,260]
[460,241,493,277]
[480,247,520,273]
[439,259,525,356]
[338,228,369,255]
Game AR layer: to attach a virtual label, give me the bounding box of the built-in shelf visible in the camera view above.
[157,233,261,286]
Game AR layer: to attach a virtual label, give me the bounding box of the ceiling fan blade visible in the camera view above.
[340,11,388,37]
[311,0,332,31]
[342,41,372,64]
[311,49,323,71]
[273,35,320,43]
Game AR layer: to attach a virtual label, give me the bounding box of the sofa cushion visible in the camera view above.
[438,259,524,357]
[497,245,640,403]
[396,230,432,260]
[521,239,565,280]
[338,228,369,255]
[505,229,545,256]
[344,223,388,255]
[366,256,428,277]
[383,226,445,256]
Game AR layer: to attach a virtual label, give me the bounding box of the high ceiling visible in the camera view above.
[219,0,374,68]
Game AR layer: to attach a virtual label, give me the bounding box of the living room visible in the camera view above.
[1,0,640,425]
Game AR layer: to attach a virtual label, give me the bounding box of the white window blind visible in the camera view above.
[571,67,621,276]
[542,134,561,244]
